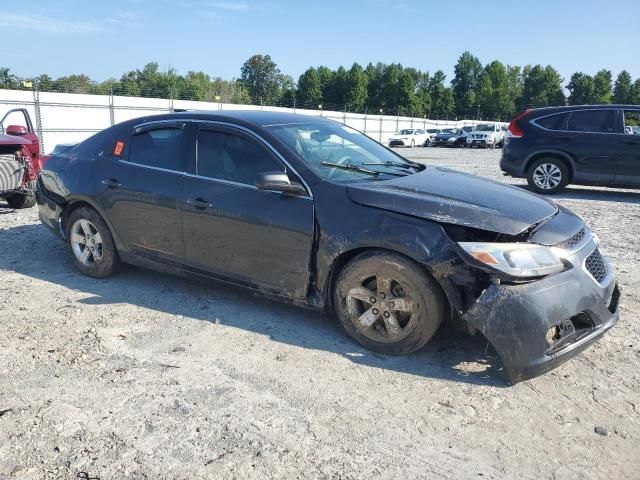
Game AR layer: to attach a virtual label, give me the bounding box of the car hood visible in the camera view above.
[346,166,558,235]
[0,133,30,146]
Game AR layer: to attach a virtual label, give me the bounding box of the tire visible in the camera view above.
[526,157,570,194]
[410,139,415,148]
[489,142,496,149]
[65,206,120,278]
[6,181,36,209]
[333,251,444,355]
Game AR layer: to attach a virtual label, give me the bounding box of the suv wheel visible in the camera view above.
[527,158,569,194]
[66,207,120,278]
[333,252,444,355]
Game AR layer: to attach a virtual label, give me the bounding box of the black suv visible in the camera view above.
[500,105,640,193]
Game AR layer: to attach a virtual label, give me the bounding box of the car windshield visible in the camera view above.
[267,122,423,183]
[462,126,473,132]
[440,128,455,134]
[474,124,495,132]
[427,129,438,133]
[399,129,414,135]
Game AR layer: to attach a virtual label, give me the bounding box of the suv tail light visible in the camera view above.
[507,110,531,139]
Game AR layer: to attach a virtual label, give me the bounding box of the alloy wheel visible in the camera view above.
[533,163,562,190]
[70,219,104,266]
[346,274,416,343]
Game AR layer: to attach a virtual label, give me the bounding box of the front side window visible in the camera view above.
[197,129,282,185]
[128,126,187,171]
[623,110,640,135]
[567,110,617,133]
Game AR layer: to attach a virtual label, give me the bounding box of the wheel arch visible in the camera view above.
[324,246,453,323]
[61,197,125,251]
[524,150,575,182]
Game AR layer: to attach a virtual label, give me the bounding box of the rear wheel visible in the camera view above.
[6,181,36,209]
[527,158,569,194]
[333,252,444,355]
[65,207,120,278]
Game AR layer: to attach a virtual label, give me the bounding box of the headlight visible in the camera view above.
[447,137,456,142]
[458,242,565,278]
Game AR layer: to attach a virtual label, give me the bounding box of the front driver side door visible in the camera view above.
[180,123,314,299]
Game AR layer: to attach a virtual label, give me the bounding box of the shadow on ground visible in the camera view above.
[512,184,640,204]
[1,217,508,387]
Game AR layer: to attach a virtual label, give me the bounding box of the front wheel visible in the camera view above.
[333,252,444,355]
[65,207,120,278]
[526,158,569,194]
[410,139,415,148]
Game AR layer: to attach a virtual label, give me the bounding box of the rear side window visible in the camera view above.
[128,125,187,171]
[197,129,282,185]
[534,113,569,131]
[567,110,617,133]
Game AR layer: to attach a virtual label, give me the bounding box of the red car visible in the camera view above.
[0,108,41,208]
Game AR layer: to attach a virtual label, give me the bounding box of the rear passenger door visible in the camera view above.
[616,109,640,186]
[95,120,189,265]
[563,109,621,183]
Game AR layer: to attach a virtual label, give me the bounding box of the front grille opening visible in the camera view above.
[556,227,586,250]
[545,312,595,355]
[608,285,621,314]
[585,249,608,283]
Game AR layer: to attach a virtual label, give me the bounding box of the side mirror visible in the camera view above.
[6,125,28,136]
[255,172,307,196]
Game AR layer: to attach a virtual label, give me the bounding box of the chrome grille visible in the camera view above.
[556,228,586,250]
[585,249,607,283]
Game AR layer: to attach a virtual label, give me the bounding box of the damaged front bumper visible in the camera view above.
[462,235,620,383]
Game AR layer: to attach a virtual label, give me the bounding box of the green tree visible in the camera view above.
[53,74,94,93]
[365,62,385,111]
[475,60,512,120]
[0,68,19,89]
[519,65,565,108]
[632,79,640,105]
[240,54,281,105]
[429,70,455,119]
[451,51,483,117]
[592,69,613,104]
[35,74,55,91]
[613,70,634,104]
[567,72,594,105]
[297,67,323,108]
[344,63,368,112]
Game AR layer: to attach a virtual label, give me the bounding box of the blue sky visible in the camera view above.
[2,0,639,84]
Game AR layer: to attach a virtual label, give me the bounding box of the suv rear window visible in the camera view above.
[535,113,569,131]
[567,110,617,133]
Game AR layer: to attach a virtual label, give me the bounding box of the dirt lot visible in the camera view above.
[1,147,639,480]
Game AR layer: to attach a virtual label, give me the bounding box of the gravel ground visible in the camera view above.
[1,147,639,480]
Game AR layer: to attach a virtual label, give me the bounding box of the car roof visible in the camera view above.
[134,110,334,128]
[527,104,638,116]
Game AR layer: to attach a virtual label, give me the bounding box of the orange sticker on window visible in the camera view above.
[114,141,124,156]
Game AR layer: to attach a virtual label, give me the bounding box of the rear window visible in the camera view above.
[534,113,569,131]
[567,110,617,133]
[128,126,187,171]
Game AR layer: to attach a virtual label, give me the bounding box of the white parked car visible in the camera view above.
[388,128,429,147]
[466,124,505,149]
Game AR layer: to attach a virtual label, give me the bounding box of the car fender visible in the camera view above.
[523,149,576,173]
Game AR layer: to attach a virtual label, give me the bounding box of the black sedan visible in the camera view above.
[36,111,620,383]
[433,128,468,147]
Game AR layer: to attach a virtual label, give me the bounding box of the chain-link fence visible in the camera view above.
[0,88,506,153]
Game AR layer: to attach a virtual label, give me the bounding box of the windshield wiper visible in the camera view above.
[363,160,423,171]
[321,161,409,177]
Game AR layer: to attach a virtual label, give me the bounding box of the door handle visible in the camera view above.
[187,198,213,210]
[621,139,639,145]
[101,178,121,189]
[558,136,573,141]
